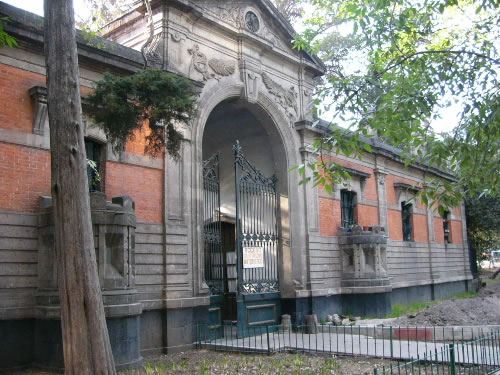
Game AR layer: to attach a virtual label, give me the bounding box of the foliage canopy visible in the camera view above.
[0,17,18,48]
[85,69,197,159]
[294,0,499,208]
[465,196,500,256]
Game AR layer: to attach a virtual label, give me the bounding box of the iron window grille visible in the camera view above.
[401,201,413,241]
[341,190,356,228]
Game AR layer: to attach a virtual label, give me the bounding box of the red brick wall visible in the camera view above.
[450,220,463,244]
[317,155,379,235]
[412,214,428,242]
[388,209,403,241]
[355,204,379,228]
[125,126,154,156]
[0,64,46,133]
[105,161,163,223]
[386,174,425,210]
[434,217,445,244]
[319,197,341,236]
[0,64,163,222]
[0,143,51,212]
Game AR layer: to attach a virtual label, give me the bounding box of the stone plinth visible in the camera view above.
[339,226,391,292]
[35,192,142,370]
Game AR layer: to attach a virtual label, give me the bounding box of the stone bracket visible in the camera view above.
[29,86,48,136]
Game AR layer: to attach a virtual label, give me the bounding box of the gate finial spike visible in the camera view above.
[232,140,243,156]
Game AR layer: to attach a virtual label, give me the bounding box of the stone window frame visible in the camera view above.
[340,189,357,228]
[401,200,413,242]
[83,116,108,193]
[441,210,452,244]
[393,182,422,242]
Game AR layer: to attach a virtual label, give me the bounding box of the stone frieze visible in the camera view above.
[261,72,298,121]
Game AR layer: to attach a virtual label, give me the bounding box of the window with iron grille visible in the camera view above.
[85,139,103,192]
[401,201,413,241]
[442,210,451,243]
[341,190,356,228]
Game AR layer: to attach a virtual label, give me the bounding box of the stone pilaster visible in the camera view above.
[374,168,389,235]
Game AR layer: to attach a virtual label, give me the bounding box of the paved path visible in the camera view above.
[201,328,500,367]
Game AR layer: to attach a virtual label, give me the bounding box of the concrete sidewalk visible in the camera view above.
[201,327,500,367]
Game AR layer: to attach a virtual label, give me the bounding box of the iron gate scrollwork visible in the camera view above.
[203,154,224,295]
[233,141,279,295]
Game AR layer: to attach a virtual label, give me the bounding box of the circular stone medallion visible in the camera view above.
[245,11,260,32]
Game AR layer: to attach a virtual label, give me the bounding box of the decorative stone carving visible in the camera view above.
[261,72,298,121]
[303,89,314,120]
[246,72,259,100]
[245,11,260,32]
[188,44,212,81]
[261,25,287,51]
[377,174,386,185]
[208,58,236,78]
[144,32,164,66]
[170,30,186,43]
[188,44,236,81]
[29,86,48,136]
[215,5,243,29]
[339,228,390,289]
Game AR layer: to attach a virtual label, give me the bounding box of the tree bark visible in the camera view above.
[44,1,116,373]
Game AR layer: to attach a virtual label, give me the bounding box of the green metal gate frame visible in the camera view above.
[233,141,280,336]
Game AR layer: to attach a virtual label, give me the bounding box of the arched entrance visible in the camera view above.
[202,98,288,336]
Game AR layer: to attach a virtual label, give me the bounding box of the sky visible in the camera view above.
[2,0,459,133]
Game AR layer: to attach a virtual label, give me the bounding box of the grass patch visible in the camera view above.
[389,290,476,318]
[132,354,341,375]
[452,291,476,299]
[484,277,500,284]
[389,302,431,318]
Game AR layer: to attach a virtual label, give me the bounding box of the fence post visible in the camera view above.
[266,325,271,355]
[389,326,393,359]
[196,324,199,349]
[449,343,456,375]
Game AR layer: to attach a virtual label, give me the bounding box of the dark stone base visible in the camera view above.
[0,319,34,371]
[0,316,142,372]
[392,280,469,307]
[0,279,474,371]
[311,295,342,321]
[282,279,471,323]
[281,297,311,324]
[164,305,209,353]
[140,310,164,356]
[341,292,392,318]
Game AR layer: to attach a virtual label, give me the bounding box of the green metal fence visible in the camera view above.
[196,323,500,374]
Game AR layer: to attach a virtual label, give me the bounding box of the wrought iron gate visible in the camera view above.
[203,154,223,295]
[233,141,280,335]
[203,154,224,335]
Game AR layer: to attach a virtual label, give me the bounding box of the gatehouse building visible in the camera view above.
[0,0,474,370]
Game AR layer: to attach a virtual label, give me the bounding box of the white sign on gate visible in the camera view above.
[243,246,264,268]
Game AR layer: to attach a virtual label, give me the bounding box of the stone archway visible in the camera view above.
[193,86,308,332]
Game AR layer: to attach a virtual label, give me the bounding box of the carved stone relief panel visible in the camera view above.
[199,2,291,54]
[261,72,298,123]
[188,44,236,82]
[144,32,165,66]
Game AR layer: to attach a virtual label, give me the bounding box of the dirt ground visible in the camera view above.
[395,269,500,326]
[9,351,485,375]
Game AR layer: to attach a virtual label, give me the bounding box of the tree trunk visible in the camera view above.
[44,1,116,373]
